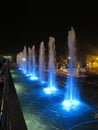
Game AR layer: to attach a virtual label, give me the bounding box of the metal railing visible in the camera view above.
[0,61,27,130]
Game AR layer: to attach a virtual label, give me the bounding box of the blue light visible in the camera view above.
[62,99,80,111]
[18,67,21,70]
[29,76,39,80]
[41,81,46,84]
[25,74,31,77]
[44,37,57,95]
[62,27,81,111]
[43,87,57,95]
[22,70,27,75]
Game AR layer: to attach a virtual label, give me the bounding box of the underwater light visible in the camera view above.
[43,87,57,95]
[41,81,46,84]
[30,76,39,80]
[62,99,80,111]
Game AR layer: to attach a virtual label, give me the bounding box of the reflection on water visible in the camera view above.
[11,68,98,130]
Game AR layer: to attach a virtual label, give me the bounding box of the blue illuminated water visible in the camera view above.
[11,68,98,130]
[27,47,32,76]
[43,36,58,94]
[62,27,80,110]
[17,45,38,80]
[15,28,98,129]
[39,41,46,83]
[30,45,38,80]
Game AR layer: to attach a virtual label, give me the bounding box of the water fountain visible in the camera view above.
[62,27,80,110]
[16,46,27,74]
[39,41,46,83]
[43,36,57,94]
[22,46,27,74]
[30,45,38,80]
[27,47,32,76]
[14,28,98,130]
[16,52,21,67]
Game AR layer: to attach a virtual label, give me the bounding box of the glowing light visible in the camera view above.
[22,70,27,74]
[25,74,31,77]
[41,81,46,84]
[22,58,26,61]
[68,56,71,60]
[62,27,80,111]
[18,67,21,70]
[62,100,80,111]
[43,87,57,95]
[29,76,39,80]
[44,37,57,95]
[39,41,46,82]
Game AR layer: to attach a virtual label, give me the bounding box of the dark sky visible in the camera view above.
[0,1,98,55]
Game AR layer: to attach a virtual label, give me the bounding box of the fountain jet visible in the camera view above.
[30,45,38,80]
[39,41,46,83]
[44,36,57,94]
[62,27,80,111]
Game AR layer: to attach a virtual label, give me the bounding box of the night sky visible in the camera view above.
[0,1,98,55]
